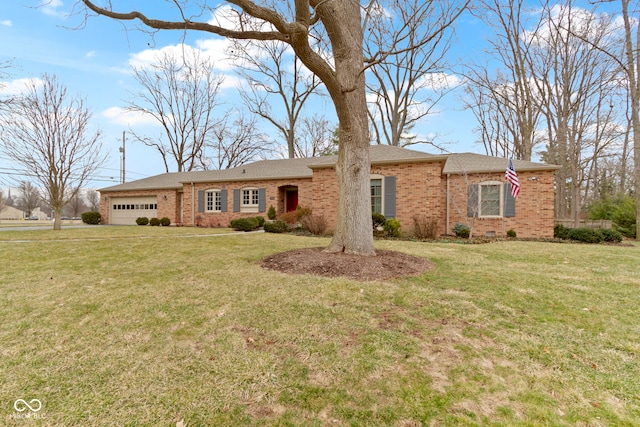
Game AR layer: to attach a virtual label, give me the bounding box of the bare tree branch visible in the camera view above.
[0,74,106,230]
[126,49,226,172]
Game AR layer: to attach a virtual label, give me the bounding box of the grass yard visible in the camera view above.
[1,227,639,426]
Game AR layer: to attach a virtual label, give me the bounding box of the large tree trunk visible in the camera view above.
[616,0,639,240]
[632,102,640,240]
[325,110,373,254]
[53,209,62,231]
[313,1,375,255]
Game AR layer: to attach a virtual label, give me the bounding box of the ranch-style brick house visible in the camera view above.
[99,145,559,238]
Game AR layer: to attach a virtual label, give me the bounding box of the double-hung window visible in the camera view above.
[480,183,502,217]
[205,190,222,212]
[241,188,260,213]
[371,178,382,214]
[369,175,396,218]
[468,181,515,218]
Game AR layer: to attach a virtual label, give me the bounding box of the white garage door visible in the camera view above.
[110,196,158,225]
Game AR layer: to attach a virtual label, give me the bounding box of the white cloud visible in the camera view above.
[524,5,619,47]
[0,20,12,27]
[85,51,96,58]
[128,40,235,72]
[208,4,274,32]
[101,107,158,127]
[40,0,64,17]
[194,38,236,71]
[0,78,43,96]
[219,74,244,91]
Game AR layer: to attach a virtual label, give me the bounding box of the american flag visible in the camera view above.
[506,158,520,198]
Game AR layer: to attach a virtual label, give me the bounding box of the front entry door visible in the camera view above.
[285,189,298,212]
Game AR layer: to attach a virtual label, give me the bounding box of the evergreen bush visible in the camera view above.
[588,193,636,238]
[554,223,569,239]
[384,218,401,237]
[264,220,288,233]
[160,217,171,226]
[267,205,277,220]
[81,211,101,225]
[230,217,259,231]
[567,227,602,243]
[453,222,470,238]
[136,217,149,226]
[149,217,161,226]
[599,228,623,243]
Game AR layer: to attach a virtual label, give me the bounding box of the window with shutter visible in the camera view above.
[467,181,516,218]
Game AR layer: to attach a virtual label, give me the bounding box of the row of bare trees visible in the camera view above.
[464,0,638,232]
[0,183,100,219]
[124,1,467,172]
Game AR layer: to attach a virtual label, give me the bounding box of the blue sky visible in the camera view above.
[0,1,613,190]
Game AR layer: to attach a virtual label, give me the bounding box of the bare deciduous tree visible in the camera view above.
[618,0,639,239]
[0,74,105,230]
[0,190,6,222]
[365,0,469,148]
[0,59,13,97]
[127,49,227,172]
[532,3,620,224]
[79,0,466,255]
[464,0,545,160]
[295,114,337,157]
[65,192,87,218]
[465,1,626,226]
[566,0,639,238]
[229,35,324,158]
[85,188,101,212]
[204,111,269,170]
[16,181,41,218]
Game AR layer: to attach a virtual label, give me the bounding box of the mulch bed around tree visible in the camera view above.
[260,247,434,281]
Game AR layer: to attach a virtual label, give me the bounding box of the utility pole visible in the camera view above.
[118,131,126,184]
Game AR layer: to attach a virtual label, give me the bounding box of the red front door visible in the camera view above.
[286,190,298,212]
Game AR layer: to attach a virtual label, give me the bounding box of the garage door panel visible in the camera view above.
[110,197,158,225]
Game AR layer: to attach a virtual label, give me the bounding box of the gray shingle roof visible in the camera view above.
[309,144,444,168]
[99,171,203,192]
[99,146,558,192]
[442,153,560,174]
[99,157,318,192]
[184,157,318,183]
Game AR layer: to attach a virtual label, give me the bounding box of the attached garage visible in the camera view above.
[109,196,158,225]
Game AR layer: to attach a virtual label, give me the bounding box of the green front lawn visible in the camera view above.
[1,227,639,426]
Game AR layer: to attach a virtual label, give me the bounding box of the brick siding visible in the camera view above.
[181,178,312,227]
[447,170,556,238]
[100,162,556,238]
[312,161,555,238]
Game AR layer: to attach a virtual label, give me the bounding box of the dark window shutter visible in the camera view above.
[258,188,266,212]
[383,176,396,218]
[197,190,204,213]
[233,189,240,212]
[220,189,228,212]
[504,184,516,217]
[467,184,479,217]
